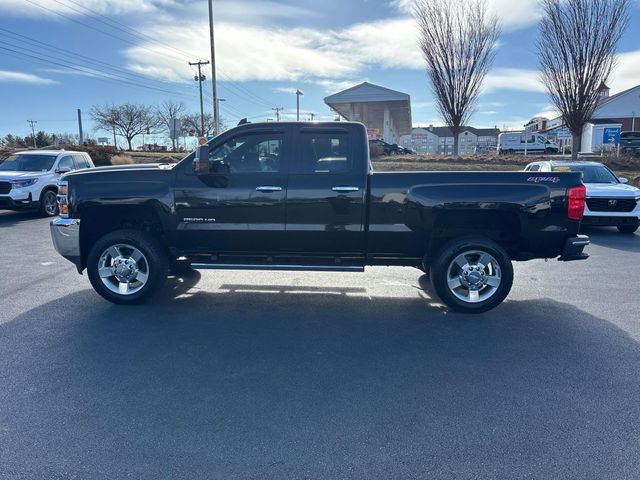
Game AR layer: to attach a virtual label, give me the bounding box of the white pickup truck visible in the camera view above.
[0,150,94,216]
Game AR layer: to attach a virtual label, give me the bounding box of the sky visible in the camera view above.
[0,0,639,146]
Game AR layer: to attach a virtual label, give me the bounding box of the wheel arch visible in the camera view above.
[78,202,169,271]
[424,209,522,268]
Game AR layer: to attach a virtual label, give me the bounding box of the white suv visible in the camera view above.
[0,150,95,217]
[525,160,640,234]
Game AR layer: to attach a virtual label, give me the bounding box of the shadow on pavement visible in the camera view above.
[2,274,640,479]
[0,210,43,228]
[581,226,640,253]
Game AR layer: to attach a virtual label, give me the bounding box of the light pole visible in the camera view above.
[216,98,225,132]
[295,89,303,121]
[208,0,219,135]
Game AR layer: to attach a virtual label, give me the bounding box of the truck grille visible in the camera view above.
[586,197,637,212]
[0,182,11,195]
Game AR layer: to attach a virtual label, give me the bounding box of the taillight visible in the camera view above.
[568,185,586,221]
[57,180,69,218]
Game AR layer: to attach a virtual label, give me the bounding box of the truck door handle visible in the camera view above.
[256,186,283,192]
[332,186,360,193]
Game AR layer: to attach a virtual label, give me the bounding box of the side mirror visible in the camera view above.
[193,144,210,174]
[56,167,72,174]
[619,177,629,184]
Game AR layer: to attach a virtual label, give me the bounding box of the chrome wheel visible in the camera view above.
[97,244,150,296]
[43,191,58,216]
[446,250,502,304]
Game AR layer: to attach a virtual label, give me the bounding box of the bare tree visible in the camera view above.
[91,103,158,151]
[155,100,185,151]
[180,113,225,138]
[537,0,630,160]
[415,0,500,156]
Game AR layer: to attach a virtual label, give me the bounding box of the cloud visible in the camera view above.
[123,15,423,88]
[0,0,170,17]
[610,50,640,93]
[483,68,546,94]
[0,70,56,85]
[391,0,541,31]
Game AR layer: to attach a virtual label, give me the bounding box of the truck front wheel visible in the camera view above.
[429,237,513,314]
[87,229,168,304]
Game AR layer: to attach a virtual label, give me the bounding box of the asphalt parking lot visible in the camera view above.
[1,210,639,479]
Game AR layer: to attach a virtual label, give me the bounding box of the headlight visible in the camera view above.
[11,178,39,189]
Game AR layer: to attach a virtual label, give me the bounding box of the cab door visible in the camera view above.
[172,127,291,253]
[284,125,367,255]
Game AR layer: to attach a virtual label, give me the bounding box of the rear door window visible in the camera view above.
[73,154,90,169]
[297,132,352,174]
[57,155,75,171]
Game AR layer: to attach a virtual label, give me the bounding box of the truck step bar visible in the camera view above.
[190,263,365,273]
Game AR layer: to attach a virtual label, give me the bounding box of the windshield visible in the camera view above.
[553,165,619,184]
[0,154,57,172]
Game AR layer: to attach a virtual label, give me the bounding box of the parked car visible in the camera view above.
[51,122,589,313]
[620,131,640,154]
[0,150,94,216]
[525,160,640,234]
[498,132,559,154]
[369,139,405,156]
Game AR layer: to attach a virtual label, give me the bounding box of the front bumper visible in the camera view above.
[558,235,590,262]
[582,216,640,227]
[0,194,36,210]
[50,218,82,270]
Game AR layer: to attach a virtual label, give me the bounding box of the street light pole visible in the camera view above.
[208,0,220,135]
[296,89,303,121]
[216,98,226,130]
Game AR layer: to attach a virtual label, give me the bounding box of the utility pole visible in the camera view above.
[272,107,283,122]
[208,0,220,135]
[112,125,117,149]
[295,89,303,121]
[189,60,210,137]
[77,109,84,144]
[27,120,37,148]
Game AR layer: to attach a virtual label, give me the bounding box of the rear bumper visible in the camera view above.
[50,218,82,271]
[582,216,640,227]
[558,235,590,262]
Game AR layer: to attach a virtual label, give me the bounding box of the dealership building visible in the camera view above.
[533,83,640,153]
[324,82,413,145]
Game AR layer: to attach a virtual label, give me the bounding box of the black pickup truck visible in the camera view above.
[50,122,589,313]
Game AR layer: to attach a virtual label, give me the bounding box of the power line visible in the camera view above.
[0,44,197,99]
[0,27,194,94]
[21,0,277,109]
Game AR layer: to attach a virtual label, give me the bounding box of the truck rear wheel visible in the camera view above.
[87,229,168,305]
[429,237,513,314]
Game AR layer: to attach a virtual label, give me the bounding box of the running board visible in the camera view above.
[190,263,365,273]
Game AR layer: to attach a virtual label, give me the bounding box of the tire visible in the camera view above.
[617,225,639,234]
[389,150,398,156]
[87,229,168,305]
[429,237,514,314]
[39,189,59,217]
